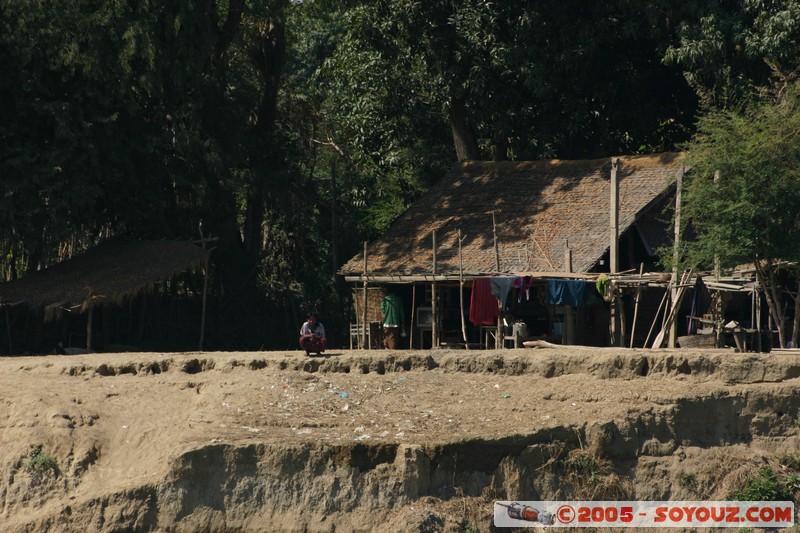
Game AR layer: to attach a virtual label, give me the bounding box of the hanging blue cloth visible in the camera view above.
[546,279,590,307]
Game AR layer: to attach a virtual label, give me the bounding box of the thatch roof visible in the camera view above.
[341,153,683,277]
[0,240,207,316]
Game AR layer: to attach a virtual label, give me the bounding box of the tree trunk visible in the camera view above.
[331,158,338,276]
[243,18,286,259]
[491,125,508,162]
[755,259,785,349]
[448,97,480,161]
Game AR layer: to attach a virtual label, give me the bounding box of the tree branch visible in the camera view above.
[310,138,346,158]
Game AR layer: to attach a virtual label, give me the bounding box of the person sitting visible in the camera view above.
[299,312,327,356]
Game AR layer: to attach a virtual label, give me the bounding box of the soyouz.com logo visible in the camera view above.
[493,501,795,528]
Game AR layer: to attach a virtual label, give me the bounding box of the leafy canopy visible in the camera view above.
[683,81,800,269]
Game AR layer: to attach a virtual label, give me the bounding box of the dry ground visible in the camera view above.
[1,347,799,531]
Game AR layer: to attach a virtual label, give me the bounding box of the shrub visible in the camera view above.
[679,473,698,494]
[24,445,59,480]
[730,467,792,502]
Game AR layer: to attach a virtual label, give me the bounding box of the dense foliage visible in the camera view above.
[2,0,800,350]
[683,82,800,347]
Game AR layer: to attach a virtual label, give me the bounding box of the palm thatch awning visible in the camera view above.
[0,240,207,319]
[340,153,684,279]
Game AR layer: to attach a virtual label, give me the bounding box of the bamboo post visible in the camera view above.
[458,230,468,344]
[630,263,644,348]
[4,304,11,354]
[491,212,502,349]
[496,314,502,350]
[751,286,755,340]
[198,226,209,351]
[713,170,721,281]
[199,254,209,351]
[619,295,627,348]
[362,241,368,349]
[714,290,724,348]
[564,240,575,345]
[669,167,684,347]
[86,306,93,352]
[610,157,620,345]
[410,284,416,349]
[137,291,147,345]
[756,286,762,352]
[492,211,500,272]
[610,158,620,274]
[432,230,438,349]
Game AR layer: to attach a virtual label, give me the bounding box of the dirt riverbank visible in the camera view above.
[1,347,799,531]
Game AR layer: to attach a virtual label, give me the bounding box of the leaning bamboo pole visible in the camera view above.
[644,286,670,349]
[651,270,692,348]
[630,263,644,349]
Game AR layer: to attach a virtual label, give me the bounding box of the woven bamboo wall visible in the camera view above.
[352,287,387,324]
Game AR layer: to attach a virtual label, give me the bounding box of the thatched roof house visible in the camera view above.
[341,153,684,280]
[0,240,207,319]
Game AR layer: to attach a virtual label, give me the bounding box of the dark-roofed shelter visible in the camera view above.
[0,240,208,353]
[340,153,684,349]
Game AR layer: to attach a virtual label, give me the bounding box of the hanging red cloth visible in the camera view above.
[469,278,499,326]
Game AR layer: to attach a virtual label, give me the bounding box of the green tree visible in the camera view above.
[683,82,800,347]
[665,0,800,107]
[0,0,329,349]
